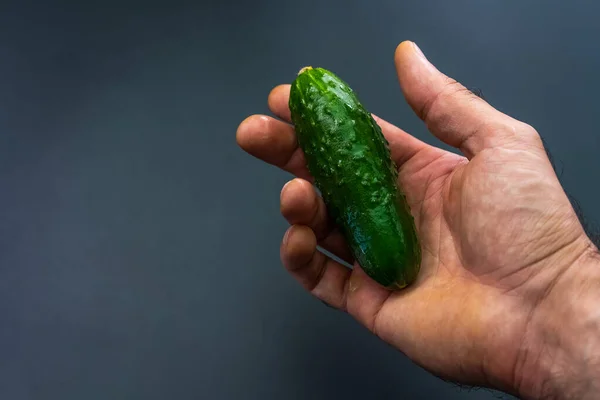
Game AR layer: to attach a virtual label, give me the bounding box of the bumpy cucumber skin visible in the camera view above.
[289,67,421,289]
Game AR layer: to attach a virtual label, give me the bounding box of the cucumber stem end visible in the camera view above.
[298,66,313,75]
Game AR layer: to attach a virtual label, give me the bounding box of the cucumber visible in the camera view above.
[289,66,421,289]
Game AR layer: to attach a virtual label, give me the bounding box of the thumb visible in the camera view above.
[394,41,539,159]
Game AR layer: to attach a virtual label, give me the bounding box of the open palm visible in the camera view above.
[237,42,594,396]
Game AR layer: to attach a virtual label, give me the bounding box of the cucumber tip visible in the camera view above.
[297,66,313,75]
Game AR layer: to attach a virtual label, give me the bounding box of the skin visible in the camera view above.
[236,41,600,399]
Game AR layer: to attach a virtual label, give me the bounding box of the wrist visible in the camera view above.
[514,243,600,399]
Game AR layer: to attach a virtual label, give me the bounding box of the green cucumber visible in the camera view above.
[289,66,421,289]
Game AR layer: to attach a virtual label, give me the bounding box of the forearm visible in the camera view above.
[515,246,600,399]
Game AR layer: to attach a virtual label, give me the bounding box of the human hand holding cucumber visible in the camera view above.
[237,41,600,399]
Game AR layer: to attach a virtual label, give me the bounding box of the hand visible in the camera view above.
[236,41,599,399]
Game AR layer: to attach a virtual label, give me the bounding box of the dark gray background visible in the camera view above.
[0,0,598,399]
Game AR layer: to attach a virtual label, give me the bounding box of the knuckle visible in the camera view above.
[490,120,543,150]
[421,79,475,125]
[511,121,542,148]
[442,79,473,100]
[518,122,540,140]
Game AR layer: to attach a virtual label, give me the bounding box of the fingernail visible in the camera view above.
[283,227,294,246]
[412,42,427,61]
[281,180,293,197]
